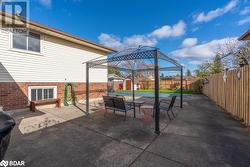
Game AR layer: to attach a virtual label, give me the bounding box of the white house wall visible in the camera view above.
[0,29,107,83]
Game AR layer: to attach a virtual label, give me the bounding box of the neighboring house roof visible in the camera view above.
[108,74,125,80]
[0,12,116,53]
[239,29,250,41]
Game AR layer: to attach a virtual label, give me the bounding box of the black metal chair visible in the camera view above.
[102,96,134,120]
[159,96,177,120]
[114,97,133,120]
[103,96,115,116]
[115,95,135,109]
[103,96,115,109]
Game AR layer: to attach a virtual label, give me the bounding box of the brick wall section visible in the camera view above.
[0,82,107,111]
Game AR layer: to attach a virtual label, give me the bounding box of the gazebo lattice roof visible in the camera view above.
[87,46,182,71]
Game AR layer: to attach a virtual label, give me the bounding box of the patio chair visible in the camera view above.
[104,95,130,108]
[113,97,134,121]
[115,94,135,108]
[103,96,116,115]
[102,96,134,120]
[159,96,177,120]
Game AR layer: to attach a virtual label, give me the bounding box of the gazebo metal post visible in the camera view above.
[180,67,183,108]
[132,70,135,101]
[154,49,160,134]
[86,62,90,114]
[107,73,109,96]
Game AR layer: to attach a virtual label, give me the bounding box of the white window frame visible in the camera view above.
[9,30,44,55]
[28,86,57,102]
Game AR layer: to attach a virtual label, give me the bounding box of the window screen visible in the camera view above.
[28,32,40,52]
[13,32,27,50]
[13,31,41,53]
[30,87,55,101]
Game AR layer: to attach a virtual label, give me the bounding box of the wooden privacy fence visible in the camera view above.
[139,79,192,90]
[202,65,250,126]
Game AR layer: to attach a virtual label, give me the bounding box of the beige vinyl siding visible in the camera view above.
[0,29,107,83]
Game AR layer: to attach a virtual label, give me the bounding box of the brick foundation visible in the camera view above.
[0,82,107,111]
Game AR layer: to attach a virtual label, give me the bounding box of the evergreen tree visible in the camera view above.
[160,73,165,79]
[186,69,192,76]
[211,54,224,74]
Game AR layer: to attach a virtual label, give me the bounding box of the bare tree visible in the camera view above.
[217,39,250,68]
[117,59,154,82]
[236,45,250,67]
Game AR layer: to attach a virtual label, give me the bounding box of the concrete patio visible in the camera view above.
[5,95,250,167]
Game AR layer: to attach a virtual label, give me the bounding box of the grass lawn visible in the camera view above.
[117,89,199,94]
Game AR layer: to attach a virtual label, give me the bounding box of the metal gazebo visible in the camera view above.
[84,46,183,134]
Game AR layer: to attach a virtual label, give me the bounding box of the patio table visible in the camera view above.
[127,100,145,118]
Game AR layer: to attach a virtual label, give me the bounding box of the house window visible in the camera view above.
[29,86,57,101]
[12,31,41,53]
